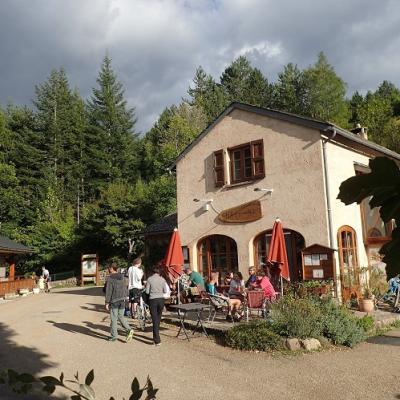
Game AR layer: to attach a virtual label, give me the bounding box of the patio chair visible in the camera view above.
[245,290,267,322]
[207,293,230,323]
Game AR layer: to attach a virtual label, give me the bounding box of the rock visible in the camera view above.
[301,338,321,351]
[285,338,301,351]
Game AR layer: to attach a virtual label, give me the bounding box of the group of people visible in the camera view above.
[104,258,277,343]
[204,266,277,321]
[104,258,169,346]
[179,265,277,322]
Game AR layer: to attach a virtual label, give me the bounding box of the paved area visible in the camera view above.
[1,286,400,400]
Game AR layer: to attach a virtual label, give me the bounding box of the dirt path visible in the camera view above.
[1,286,399,400]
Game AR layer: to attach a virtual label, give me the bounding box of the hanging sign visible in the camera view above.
[218,200,262,223]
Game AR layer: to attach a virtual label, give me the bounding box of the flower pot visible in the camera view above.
[359,298,374,313]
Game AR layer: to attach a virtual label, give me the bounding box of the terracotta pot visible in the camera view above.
[359,298,374,313]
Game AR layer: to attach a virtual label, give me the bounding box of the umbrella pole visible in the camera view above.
[280,275,284,297]
[177,279,181,305]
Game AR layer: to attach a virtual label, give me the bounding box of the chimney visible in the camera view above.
[350,123,368,140]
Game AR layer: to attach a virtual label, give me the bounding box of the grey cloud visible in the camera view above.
[1,0,400,132]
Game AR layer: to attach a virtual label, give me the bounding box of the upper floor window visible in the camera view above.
[360,197,393,242]
[213,139,265,187]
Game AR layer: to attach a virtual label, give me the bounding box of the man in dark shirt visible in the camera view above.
[105,263,134,342]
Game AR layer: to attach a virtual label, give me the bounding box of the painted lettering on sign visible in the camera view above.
[218,200,262,223]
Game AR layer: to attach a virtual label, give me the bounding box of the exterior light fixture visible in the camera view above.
[193,198,214,203]
[193,198,214,212]
[254,188,274,194]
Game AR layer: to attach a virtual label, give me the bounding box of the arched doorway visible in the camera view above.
[197,235,238,282]
[253,229,305,281]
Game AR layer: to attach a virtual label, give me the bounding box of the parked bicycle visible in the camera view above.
[136,289,150,331]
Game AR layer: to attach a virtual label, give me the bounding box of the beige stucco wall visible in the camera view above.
[176,108,330,275]
[325,141,370,278]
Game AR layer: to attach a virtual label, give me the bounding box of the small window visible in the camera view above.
[228,140,265,184]
[360,197,393,242]
[213,149,225,187]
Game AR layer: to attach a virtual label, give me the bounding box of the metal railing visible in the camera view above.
[49,270,75,282]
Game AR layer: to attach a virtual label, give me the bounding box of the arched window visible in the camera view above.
[197,235,238,281]
[253,229,305,281]
[337,225,360,291]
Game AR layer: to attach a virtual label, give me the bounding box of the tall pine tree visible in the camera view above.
[87,55,139,183]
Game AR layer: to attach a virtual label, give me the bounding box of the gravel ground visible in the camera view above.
[1,286,399,400]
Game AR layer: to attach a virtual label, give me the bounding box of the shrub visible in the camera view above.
[270,294,324,339]
[225,320,283,351]
[319,299,366,347]
[357,315,375,333]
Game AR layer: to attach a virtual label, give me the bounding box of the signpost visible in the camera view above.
[81,254,99,286]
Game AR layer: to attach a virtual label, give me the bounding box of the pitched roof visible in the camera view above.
[170,102,400,168]
[141,213,177,236]
[0,235,32,254]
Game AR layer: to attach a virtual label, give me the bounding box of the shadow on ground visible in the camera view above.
[0,322,67,399]
[52,286,104,297]
[367,333,400,347]
[47,320,109,341]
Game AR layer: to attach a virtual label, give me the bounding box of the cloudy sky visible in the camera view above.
[1,0,400,132]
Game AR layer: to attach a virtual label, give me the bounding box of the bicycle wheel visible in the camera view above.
[137,306,146,331]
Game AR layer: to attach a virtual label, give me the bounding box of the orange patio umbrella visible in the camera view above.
[267,219,290,294]
[162,228,184,300]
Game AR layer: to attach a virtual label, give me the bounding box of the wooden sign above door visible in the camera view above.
[218,200,262,223]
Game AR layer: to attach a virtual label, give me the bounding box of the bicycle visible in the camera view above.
[136,290,150,331]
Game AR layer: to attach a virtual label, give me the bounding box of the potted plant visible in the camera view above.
[359,288,375,313]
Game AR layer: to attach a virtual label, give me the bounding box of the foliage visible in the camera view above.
[338,157,400,278]
[269,295,367,347]
[356,315,375,333]
[225,320,283,351]
[270,294,324,339]
[318,299,366,347]
[87,55,139,184]
[0,368,157,399]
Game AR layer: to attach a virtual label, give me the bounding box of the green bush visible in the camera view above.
[270,294,324,339]
[319,299,366,347]
[357,315,375,333]
[225,320,283,351]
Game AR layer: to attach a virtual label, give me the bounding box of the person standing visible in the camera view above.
[105,263,134,342]
[41,266,51,293]
[145,265,168,346]
[127,257,144,318]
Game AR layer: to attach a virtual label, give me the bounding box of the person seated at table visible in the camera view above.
[245,266,257,289]
[183,266,205,290]
[227,272,245,322]
[206,272,219,295]
[224,272,233,286]
[253,269,276,301]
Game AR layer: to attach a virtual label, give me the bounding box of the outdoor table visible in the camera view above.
[169,302,210,341]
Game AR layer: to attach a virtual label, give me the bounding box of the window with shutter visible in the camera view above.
[228,139,265,183]
[213,149,225,187]
[251,140,265,179]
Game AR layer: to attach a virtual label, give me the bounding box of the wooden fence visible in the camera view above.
[0,276,35,297]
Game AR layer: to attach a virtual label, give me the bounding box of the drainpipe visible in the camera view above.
[322,128,337,249]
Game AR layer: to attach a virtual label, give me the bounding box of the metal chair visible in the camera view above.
[207,293,230,323]
[245,290,267,322]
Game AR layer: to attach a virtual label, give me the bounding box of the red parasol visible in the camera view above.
[267,219,290,281]
[162,228,184,285]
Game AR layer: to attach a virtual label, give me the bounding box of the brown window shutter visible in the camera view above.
[251,140,265,179]
[213,149,225,187]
